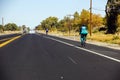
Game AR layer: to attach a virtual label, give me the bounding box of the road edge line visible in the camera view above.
[44,36,120,63]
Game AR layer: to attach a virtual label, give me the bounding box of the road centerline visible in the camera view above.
[0,35,22,48]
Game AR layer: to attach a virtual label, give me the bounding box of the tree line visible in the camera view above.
[0,23,30,33]
[35,9,120,34]
[35,9,104,33]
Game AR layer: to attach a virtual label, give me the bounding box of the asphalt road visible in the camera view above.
[0,34,21,40]
[0,33,120,80]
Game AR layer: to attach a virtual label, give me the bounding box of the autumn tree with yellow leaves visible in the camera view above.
[36,9,104,33]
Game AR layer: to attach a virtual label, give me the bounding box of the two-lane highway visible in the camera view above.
[0,34,120,80]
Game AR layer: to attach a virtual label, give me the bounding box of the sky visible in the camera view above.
[0,0,107,29]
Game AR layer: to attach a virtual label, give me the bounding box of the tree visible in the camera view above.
[92,14,103,28]
[37,9,104,33]
[80,9,90,25]
[80,9,104,32]
[117,15,120,32]
[57,19,66,32]
[0,25,4,32]
[74,11,80,19]
[106,0,120,34]
[35,25,43,30]
[73,11,81,31]
[4,23,18,31]
[21,25,26,31]
[41,16,58,31]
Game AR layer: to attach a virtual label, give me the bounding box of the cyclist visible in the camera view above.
[80,24,88,46]
[45,28,49,35]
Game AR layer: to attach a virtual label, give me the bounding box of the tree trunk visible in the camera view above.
[106,13,118,34]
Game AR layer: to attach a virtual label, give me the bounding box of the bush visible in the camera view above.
[99,27,107,31]
[4,23,18,31]
[112,36,120,40]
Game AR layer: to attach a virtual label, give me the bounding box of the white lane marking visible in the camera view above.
[44,36,120,63]
[68,56,77,64]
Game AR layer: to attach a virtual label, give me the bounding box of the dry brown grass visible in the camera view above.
[36,30,120,45]
[87,32,120,45]
[0,31,21,35]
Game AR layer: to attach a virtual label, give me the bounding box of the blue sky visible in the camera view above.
[0,0,107,29]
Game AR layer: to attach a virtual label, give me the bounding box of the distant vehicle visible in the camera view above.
[22,27,29,34]
[23,29,28,34]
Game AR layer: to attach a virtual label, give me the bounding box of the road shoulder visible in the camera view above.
[42,33,120,50]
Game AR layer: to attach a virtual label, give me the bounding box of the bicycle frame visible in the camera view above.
[81,36,86,47]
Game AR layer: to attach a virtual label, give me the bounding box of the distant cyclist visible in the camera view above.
[80,24,88,46]
[45,28,49,35]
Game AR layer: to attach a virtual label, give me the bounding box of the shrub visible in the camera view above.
[112,36,120,40]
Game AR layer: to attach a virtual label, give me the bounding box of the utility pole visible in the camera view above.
[2,17,4,26]
[90,0,92,36]
[2,17,4,32]
[67,14,73,36]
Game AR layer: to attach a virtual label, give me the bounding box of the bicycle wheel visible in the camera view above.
[81,37,86,47]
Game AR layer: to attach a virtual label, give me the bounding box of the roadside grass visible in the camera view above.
[0,31,22,35]
[39,30,120,45]
[39,30,80,37]
[88,33,113,42]
[87,32,120,45]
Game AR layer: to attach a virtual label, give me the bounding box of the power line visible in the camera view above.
[92,7,105,11]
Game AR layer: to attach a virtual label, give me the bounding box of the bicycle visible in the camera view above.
[81,35,86,47]
[46,31,48,35]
